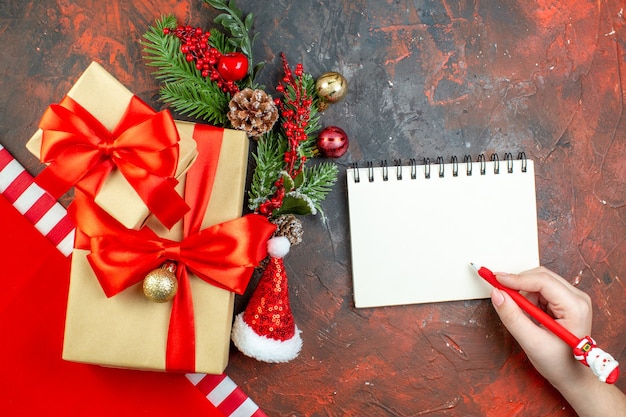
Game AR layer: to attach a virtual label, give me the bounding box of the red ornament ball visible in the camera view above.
[217,52,249,81]
[317,126,349,158]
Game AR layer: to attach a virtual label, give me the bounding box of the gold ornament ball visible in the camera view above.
[315,71,348,111]
[143,266,178,303]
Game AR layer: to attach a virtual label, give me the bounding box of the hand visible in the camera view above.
[490,266,592,387]
[490,266,626,417]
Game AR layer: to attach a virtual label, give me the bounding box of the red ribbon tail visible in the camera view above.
[141,176,190,230]
[34,165,73,199]
[165,268,196,372]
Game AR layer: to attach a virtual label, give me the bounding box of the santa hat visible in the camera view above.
[231,236,302,362]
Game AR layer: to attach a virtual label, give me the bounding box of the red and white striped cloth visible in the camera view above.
[0,143,267,417]
[0,145,74,256]
[187,373,268,417]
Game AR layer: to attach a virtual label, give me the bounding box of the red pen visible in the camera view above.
[471,263,619,384]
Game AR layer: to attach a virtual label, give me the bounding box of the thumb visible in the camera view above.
[491,288,541,344]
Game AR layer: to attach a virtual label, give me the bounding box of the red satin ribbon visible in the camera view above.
[87,215,274,297]
[72,124,276,372]
[36,95,189,229]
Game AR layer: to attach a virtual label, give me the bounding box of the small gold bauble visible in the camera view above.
[143,263,178,303]
[315,71,348,111]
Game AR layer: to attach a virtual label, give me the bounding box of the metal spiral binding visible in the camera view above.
[367,161,374,182]
[478,154,487,175]
[350,152,528,182]
[491,153,500,174]
[423,158,431,179]
[505,152,514,173]
[464,155,473,176]
[394,159,403,180]
[352,162,360,183]
[436,157,445,178]
[381,160,389,181]
[519,151,527,172]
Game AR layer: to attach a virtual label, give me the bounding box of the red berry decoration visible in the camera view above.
[217,52,249,81]
[165,24,242,95]
[258,55,314,216]
[317,126,349,158]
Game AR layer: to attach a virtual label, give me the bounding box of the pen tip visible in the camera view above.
[470,262,478,270]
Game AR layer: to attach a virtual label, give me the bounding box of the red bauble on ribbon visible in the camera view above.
[316,126,349,158]
[217,52,249,81]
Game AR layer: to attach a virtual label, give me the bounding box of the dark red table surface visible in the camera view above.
[1,1,625,415]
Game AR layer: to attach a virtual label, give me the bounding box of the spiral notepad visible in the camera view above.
[347,153,540,308]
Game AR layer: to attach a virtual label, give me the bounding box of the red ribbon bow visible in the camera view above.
[36,95,189,229]
[87,214,275,298]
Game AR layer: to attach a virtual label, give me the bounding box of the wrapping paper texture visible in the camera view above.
[62,124,250,374]
[26,61,198,230]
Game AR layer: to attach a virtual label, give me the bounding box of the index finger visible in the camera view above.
[498,266,585,301]
[496,267,592,327]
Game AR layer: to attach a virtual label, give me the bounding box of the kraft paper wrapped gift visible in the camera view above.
[26,61,197,230]
[63,124,274,373]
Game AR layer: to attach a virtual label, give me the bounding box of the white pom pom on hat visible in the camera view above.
[267,236,290,258]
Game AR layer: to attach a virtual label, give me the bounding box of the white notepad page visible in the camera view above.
[347,157,540,308]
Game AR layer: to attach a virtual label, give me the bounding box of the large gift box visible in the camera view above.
[26,61,197,230]
[63,122,275,373]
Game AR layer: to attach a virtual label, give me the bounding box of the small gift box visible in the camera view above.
[26,61,197,230]
[63,123,276,373]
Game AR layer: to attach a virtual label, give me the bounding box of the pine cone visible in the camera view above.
[272,214,303,247]
[227,88,279,137]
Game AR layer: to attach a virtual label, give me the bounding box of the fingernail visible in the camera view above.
[491,288,505,307]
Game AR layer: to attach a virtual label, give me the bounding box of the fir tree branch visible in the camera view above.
[299,162,339,213]
[159,81,230,125]
[142,15,231,124]
[142,15,199,85]
[248,134,287,211]
[206,29,232,54]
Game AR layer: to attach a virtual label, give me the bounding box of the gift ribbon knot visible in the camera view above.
[163,243,181,262]
[35,95,189,229]
[97,140,114,156]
